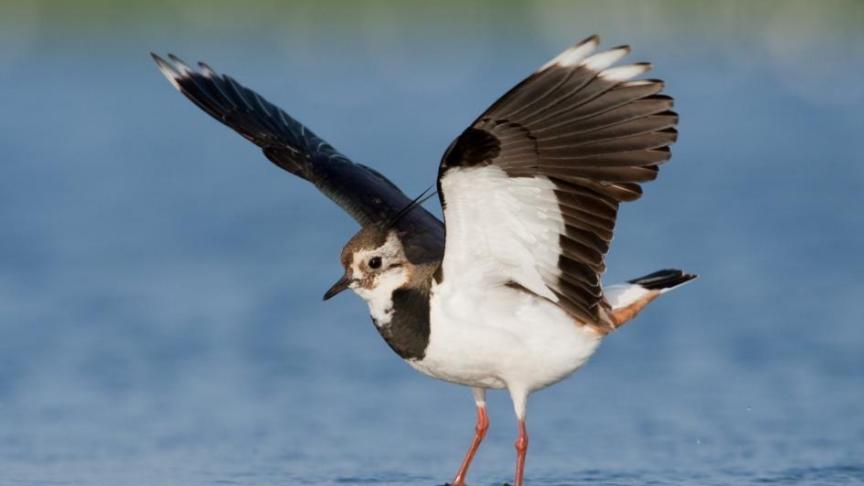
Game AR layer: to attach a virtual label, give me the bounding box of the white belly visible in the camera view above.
[410,281,603,392]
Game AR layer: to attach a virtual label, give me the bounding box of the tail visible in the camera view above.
[605,269,697,328]
[627,269,697,292]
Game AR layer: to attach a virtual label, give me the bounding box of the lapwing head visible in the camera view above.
[323,224,411,302]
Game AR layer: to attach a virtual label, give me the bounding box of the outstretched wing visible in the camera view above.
[152,54,444,263]
[436,36,678,331]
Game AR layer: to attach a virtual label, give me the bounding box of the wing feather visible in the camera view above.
[152,53,444,264]
[437,36,679,330]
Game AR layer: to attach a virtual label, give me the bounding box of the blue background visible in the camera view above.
[1,1,862,484]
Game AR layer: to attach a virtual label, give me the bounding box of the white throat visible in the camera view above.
[349,231,411,327]
[352,267,409,327]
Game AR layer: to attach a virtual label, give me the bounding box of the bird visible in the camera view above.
[152,34,696,486]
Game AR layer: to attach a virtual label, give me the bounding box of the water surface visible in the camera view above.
[1,2,863,484]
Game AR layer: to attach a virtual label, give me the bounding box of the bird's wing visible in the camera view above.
[152,54,444,264]
[436,36,678,331]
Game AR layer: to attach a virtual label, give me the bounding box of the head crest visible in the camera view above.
[384,185,437,230]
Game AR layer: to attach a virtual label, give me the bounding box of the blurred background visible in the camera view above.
[1,1,863,484]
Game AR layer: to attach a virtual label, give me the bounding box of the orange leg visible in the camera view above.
[451,403,489,486]
[513,419,529,486]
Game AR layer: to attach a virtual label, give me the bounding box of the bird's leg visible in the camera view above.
[513,419,529,486]
[509,387,529,486]
[451,388,488,486]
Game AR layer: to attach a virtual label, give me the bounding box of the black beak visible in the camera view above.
[323,274,352,301]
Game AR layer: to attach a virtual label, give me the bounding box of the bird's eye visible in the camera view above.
[368,256,382,269]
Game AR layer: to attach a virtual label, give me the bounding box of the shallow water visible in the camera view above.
[1,2,863,485]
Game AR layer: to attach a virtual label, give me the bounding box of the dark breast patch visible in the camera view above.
[374,287,431,360]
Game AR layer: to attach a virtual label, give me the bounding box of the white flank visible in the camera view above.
[420,279,603,395]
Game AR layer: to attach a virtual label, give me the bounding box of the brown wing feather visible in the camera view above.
[438,36,679,330]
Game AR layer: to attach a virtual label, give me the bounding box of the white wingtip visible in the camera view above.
[151,53,183,91]
[620,79,657,87]
[167,54,194,78]
[599,63,652,81]
[198,61,217,79]
[540,35,600,71]
[580,45,630,72]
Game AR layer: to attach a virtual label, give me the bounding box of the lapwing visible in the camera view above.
[153,34,696,486]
